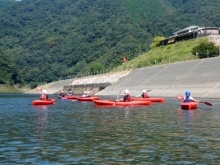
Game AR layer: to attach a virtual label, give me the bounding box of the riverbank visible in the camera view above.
[0,85,30,93]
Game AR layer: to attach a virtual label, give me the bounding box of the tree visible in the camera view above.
[90,62,104,75]
[149,36,165,49]
[0,48,23,85]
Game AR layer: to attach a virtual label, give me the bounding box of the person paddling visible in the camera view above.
[116,89,131,102]
[141,89,149,98]
[183,90,198,102]
[40,90,50,100]
[59,90,65,99]
[67,89,72,96]
[82,91,91,98]
[86,91,91,97]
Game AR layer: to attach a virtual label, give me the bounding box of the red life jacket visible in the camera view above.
[123,94,131,102]
[40,93,48,100]
[141,93,149,98]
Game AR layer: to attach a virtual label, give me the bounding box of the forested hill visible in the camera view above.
[0,0,220,86]
[0,48,23,85]
[0,0,17,9]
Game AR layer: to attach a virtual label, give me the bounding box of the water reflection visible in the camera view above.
[33,105,48,110]
[34,107,48,141]
[176,108,197,122]
[176,108,198,135]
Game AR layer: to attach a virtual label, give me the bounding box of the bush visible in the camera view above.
[150,36,165,49]
[192,41,219,58]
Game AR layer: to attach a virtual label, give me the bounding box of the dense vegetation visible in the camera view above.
[0,0,220,85]
[0,0,17,9]
[0,48,23,85]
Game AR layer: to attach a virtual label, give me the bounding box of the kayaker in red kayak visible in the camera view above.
[183,90,198,102]
[116,89,131,102]
[82,91,91,98]
[40,90,50,100]
[59,90,65,99]
[67,89,72,96]
[87,91,91,97]
[141,89,150,98]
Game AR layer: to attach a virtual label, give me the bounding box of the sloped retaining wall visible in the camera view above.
[96,57,220,99]
[64,83,111,95]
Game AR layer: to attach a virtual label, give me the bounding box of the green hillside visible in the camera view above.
[0,48,23,85]
[0,0,220,86]
[0,0,18,8]
[117,37,209,71]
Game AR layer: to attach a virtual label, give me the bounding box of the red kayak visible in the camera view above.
[131,97,165,103]
[94,100,151,106]
[77,97,100,101]
[32,99,56,105]
[181,102,198,110]
[65,95,79,100]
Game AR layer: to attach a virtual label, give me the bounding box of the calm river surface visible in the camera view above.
[0,94,220,164]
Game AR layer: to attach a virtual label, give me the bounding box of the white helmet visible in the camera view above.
[124,89,129,94]
[143,89,146,93]
[84,91,87,94]
[42,90,47,94]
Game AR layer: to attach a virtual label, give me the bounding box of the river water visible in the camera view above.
[0,94,219,164]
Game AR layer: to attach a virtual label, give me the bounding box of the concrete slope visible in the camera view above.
[26,79,75,94]
[46,79,75,94]
[96,57,220,98]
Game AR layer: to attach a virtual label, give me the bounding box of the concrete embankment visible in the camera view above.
[26,71,131,95]
[96,56,220,99]
[25,78,111,95]
[25,79,74,94]
[26,56,220,99]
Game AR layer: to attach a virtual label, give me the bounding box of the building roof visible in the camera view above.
[173,26,199,35]
[160,25,220,46]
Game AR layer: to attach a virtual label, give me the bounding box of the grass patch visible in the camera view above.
[116,37,208,70]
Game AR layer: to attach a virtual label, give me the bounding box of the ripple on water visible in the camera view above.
[0,147,17,152]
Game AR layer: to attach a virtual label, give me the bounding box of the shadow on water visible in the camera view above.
[0,94,219,164]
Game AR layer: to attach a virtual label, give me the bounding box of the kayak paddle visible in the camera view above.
[116,89,122,101]
[36,86,42,92]
[176,95,212,106]
[89,86,94,91]
[176,95,184,100]
[198,101,212,106]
